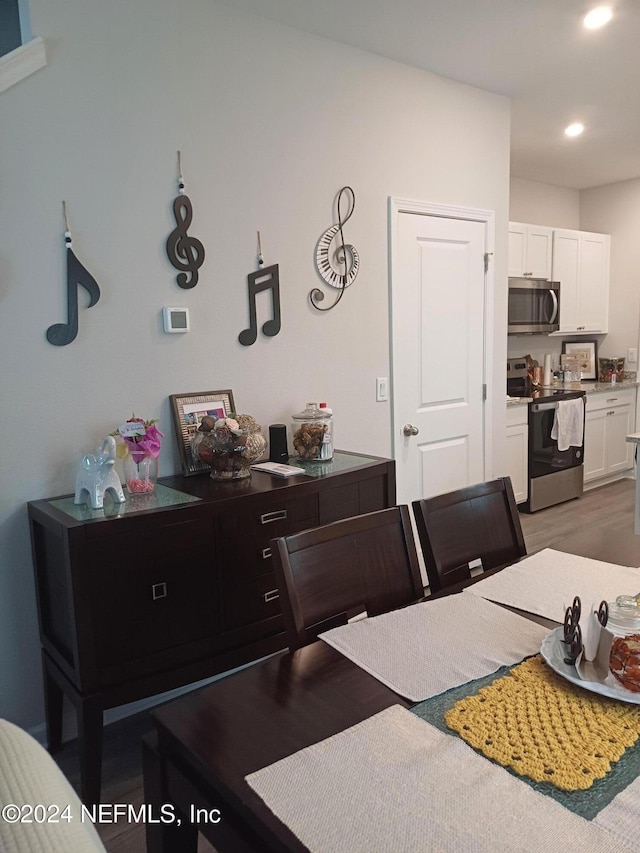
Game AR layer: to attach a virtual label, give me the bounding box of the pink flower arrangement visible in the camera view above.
[117,417,164,463]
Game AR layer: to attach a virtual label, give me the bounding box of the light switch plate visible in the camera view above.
[376,377,388,402]
[628,348,637,364]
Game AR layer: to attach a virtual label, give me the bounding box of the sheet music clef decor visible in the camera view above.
[311,186,360,312]
[165,151,205,289]
[238,231,281,346]
[46,201,101,346]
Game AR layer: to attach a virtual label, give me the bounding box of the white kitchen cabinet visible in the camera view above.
[503,405,528,503]
[508,222,553,279]
[551,229,610,334]
[584,388,636,484]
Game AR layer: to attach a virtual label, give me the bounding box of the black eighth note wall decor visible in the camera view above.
[238,231,281,346]
[46,201,101,346]
[165,151,205,288]
[311,186,360,312]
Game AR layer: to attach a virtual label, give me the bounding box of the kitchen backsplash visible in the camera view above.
[506,335,635,377]
[507,335,638,382]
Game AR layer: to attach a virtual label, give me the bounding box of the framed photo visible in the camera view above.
[170,390,235,476]
[562,341,597,380]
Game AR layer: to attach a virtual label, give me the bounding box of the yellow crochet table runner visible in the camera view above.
[445,655,640,791]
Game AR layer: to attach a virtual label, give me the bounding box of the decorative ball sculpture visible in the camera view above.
[191,414,267,480]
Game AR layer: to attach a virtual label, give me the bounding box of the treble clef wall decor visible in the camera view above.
[165,151,205,288]
[310,186,360,312]
[46,201,101,346]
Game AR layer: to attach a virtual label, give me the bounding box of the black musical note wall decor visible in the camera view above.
[165,151,205,288]
[238,231,282,346]
[46,201,101,346]
[311,186,360,312]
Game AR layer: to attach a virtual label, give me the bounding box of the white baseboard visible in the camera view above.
[583,470,634,491]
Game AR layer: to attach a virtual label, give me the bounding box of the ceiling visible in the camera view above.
[222,0,640,191]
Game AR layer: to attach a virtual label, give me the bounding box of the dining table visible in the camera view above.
[142,524,640,853]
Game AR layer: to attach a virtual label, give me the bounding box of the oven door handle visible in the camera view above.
[530,402,559,412]
[548,289,558,324]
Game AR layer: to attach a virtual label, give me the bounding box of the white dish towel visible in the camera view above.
[551,397,584,451]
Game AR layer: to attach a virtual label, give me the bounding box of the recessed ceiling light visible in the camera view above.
[565,122,585,137]
[583,6,613,29]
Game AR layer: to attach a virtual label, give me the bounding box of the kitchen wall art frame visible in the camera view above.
[562,340,597,381]
[170,389,236,476]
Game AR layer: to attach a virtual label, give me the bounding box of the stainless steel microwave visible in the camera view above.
[508,277,560,335]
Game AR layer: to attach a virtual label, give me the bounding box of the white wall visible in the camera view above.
[0,0,510,734]
[509,177,580,230]
[580,179,640,361]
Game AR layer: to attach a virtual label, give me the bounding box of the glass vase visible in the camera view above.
[124,454,158,494]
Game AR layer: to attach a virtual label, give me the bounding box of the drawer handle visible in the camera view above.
[151,582,167,600]
[260,509,287,524]
[264,589,279,602]
[262,547,272,559]
[606,398,618,403]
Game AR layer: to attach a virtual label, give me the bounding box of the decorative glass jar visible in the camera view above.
[292,402,333,462]
[598,357,625,384]
[191,414,267,480]
[607,595,640,693]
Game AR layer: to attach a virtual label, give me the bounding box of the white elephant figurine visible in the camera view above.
[74,435,126,510]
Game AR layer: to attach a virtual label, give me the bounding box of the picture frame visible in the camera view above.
[170,390,236,476]
[562,340,597,381]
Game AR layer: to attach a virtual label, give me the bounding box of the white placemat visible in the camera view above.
[246,706,633,853]
[464,548,640,622]
[321,593,548,702]
[595,773,640,849]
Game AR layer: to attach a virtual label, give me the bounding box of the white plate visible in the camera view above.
[540,626,640,705]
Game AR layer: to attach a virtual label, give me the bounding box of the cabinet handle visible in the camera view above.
[260,509,287,524]
[151,582,167,600]
[262,547,272,559]
[264,589,279,602]
[606,398,618,403]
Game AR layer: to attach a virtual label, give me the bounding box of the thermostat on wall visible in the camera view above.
[162,307,190,333]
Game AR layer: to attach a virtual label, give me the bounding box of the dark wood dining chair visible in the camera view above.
[270,506,425,651]
[412,476,527,595]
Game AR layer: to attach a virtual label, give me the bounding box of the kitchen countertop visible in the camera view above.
[507,380,638,407]
[581,380,638,394]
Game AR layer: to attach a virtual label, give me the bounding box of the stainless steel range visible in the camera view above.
[507,358,586,513]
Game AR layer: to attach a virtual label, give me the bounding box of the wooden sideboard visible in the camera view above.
[27,451,395,804]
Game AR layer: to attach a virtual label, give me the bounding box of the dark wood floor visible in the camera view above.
[53,477,636,852]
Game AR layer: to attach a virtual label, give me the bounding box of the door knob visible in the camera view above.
[403,424,419,437]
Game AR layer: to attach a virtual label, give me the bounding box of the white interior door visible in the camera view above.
[390,199,490,506]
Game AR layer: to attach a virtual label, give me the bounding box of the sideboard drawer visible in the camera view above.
[318,474,389,524]
[218,493,318,580]
[221,574,282,632]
